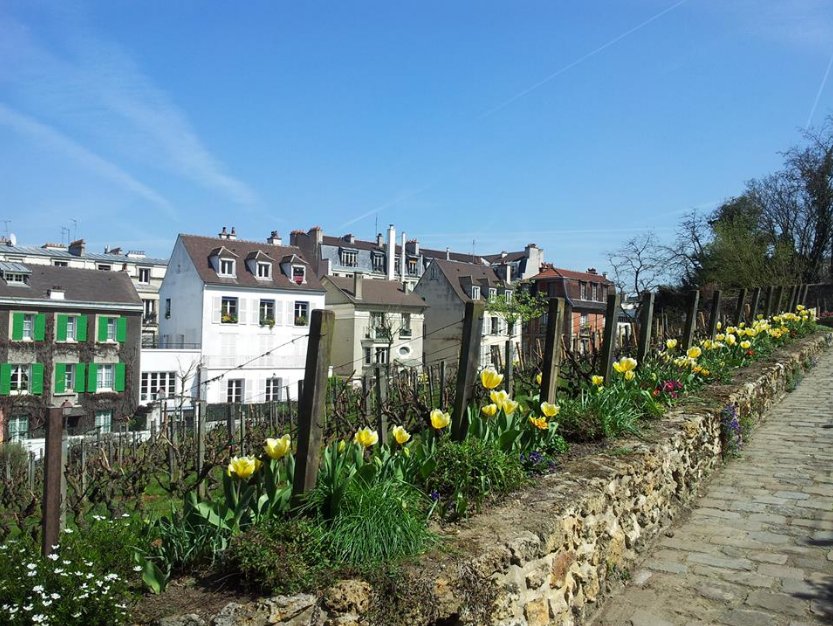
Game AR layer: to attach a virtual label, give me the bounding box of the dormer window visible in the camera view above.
[256,262,271,279]
[292,265,306,285]
[219,258,235,276]
[372,253,386,272]
[488,288,497,300]
[5,273,27,285]
[471,285,481,300]
[0,262,31,286]
[340,249,358,267]
[505,290,513,303]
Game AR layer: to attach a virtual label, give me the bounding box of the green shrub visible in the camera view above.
[423,437,525,519]
[324,478,434,567]
[224,517,329,594]
[557,390,642,441]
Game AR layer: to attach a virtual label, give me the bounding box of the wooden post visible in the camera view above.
[238,403,246,455]
[374,365,388,446]
[427,366,435,409]
[439,361,447,407]
[80,441,87,495]
[504,339,514,396]
[733,288,748,326]
[196,401,206,498]
[788,285,800,311]
[292,309,335,501]
[681,290,700,350]
[708,290,722,338]
[636,291,655,366]
[763,285,775,319]
[539,297,564,403]
[600,292,622,381]
[773,285,784,314]
[451,301,485,441]
[748,287,761,324]
[800,284,809,307]
[42,406,65,556]
[225,402,235,451]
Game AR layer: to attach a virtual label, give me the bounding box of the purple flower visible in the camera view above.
[429,490,440,502]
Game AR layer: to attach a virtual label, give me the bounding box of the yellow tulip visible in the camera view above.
[686,346,702,359]
[264,434,291,460]
[591,375,604,386]
[535,372,542,385]
[725,334,737,346]
[612,357,638,373]
[716,321,722,330]
[740,340,751,350]
[715,333,725,341]
[353,427,379,448]
[337,440,347,453]
[624,370,635,381]
[528,416,548,430]
[503,400,519,416]
[392,425,411,445]
[481,403,498,417]
[430,409,451,430]
[540,401,560,418]
[490,389,510,409]
[666,339,678,350]
[480,368,504,389]
[227,456,261,479]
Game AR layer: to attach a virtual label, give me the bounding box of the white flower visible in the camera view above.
[32,613,47,623]
[47,552,59,560]
[26,563,37,570]
[62,528,73,534]
[23,604,33,611]
[133,565,143,572]
[32,585,44,594]
[50,593,59,600]
[53,569,64,575]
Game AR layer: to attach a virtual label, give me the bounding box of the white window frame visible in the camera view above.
[10,365,31,394]
[5,273,26,285]
[95,411,112,434]
[256,262,272,279]
[265,377,282,402]
[138,267,151,284]
[140,371,177,402]
[9,415,28,441]
[106,317,117,341]
[363,347,372,365]
[21,313,35,340]
[227,379,244,403]
[52,260,68,268]
[221,297,238,323]
[471,286,480,300]
[218,258,235,276]
[63,364,76,393]
[505,290,513,303]
[97,264,111,271]
[259,299,275,325]
[374,347,388,364]
[488,288,497,300]
[292,265,306,284]
[97,364,115,391]
[340,250,358,267]
[294,301,309,326]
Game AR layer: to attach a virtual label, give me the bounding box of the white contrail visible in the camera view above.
[478,0,690,120]
[807,45,833,129]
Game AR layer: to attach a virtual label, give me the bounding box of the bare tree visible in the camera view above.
[606,232,668,296]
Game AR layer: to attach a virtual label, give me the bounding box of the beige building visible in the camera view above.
[323,274,426,376]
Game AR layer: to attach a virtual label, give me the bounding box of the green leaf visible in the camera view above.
[141,558,168,594]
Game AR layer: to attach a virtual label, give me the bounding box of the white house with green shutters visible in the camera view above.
[0,262,142,446]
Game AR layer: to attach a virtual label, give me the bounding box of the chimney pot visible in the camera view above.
[353,272,363,301]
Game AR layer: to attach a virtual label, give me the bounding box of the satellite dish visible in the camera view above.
[8,233,16,246]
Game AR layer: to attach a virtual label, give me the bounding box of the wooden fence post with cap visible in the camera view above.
[763,285,775,319]
[681,290,700,351]
[748,287,762,324]
[600,292,622,381]
[374,365,388,446]
[42,405,66,556]
[504,339,514,396]
[733,288,748,326]
[292,309,335,502]
[636,291,655,366]
[539,297,565,403]
[452,301,485,442]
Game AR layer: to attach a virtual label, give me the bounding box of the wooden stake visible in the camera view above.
[451,301,485,441]
[600,293,622,381]
[708,290,722,338]
[540,298,564,403]
[763,285,774,319]
[42,407,65,556]
[374,365,388,446]
[734,288,748,326]
[681,290,700,351]
[636,291,655,366]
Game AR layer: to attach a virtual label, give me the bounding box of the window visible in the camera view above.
[138,267,151,284]
[292,265,305,284]
[591,283,598,301]
[8,416,28,441]
[97,364,115,391]
[106,318,117,341]
[165,298,171,319]
[259,299,275,326]
[95,411,112,434]
[227,379,244,403]
[407,258,418,276]
[265,377,282,402]
[471,286,480,300]
[340,250,358,267]
[5,273,27,285]
[56,314,85,342]
[374,347,389,364]
[364,347,372,365]
[256,262,271,279]
[372,254,386,272]
[580,314,589,329]
[11,312,45,341]
[97,264,111,271]
[221,297,238,323]
[62,364,75,393]
[488,288,498,300]
[505,290,513,303]
[294,301,309,326]
[53,260,68,268]
[143,299,156,322]
[21,313,34,340]
[10,365,30,393]
[400,313,412,337]
[219,258,235,276]
[141,372,177,402]
[491,317,500,335]
[579,282,588,300]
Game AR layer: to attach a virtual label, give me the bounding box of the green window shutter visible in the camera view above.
[74,364,87,393]
[97,317,108,342]
[34,314,46,341]
[116,317,127,342]
[87,363,98,392]
[56,315,68,342]
[76,316,88,342]
[114,363,126,392]
[30,364,44,395]
[11,313,23,341]
[0,364,10,395]
[54,363,67,394]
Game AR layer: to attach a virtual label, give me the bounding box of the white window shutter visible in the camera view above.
[238,298,248,325]
[274,300,284,326]
[258,378,266,402]
[212,297,222,324]
[285,301,293,326]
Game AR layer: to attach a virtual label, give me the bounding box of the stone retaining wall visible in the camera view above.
[158,332,832,626]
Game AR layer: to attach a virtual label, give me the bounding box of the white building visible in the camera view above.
[158,229,325,404]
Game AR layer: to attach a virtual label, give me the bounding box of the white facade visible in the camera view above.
[158,234,325,404]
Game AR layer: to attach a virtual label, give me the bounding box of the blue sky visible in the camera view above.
[1,0,832,272]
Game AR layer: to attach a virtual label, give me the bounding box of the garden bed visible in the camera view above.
[149,330,832,626]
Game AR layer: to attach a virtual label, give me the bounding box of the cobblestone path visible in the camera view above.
[594,348,833,626]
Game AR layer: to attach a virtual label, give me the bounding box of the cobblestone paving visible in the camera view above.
[594,349,833,626]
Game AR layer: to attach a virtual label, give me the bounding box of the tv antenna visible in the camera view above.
[0,221,10,237]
